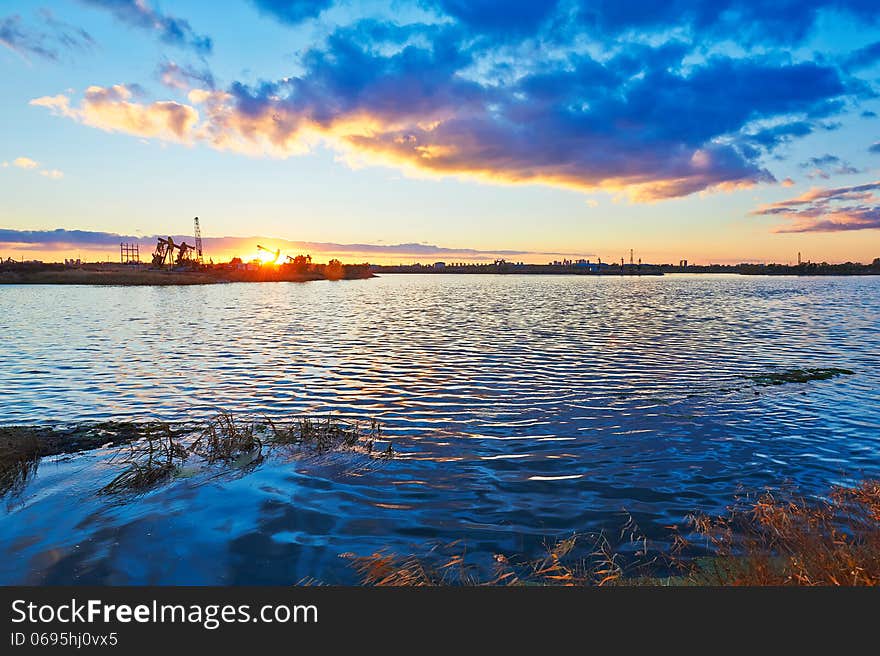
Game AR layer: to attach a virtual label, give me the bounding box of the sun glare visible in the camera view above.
[247,250,279,265]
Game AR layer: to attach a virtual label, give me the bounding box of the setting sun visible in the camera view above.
[246,244,281,265]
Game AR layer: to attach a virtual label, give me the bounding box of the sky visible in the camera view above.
[1,0,880,265]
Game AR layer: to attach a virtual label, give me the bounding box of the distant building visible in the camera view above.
[434,261,446,269]
[574,259,600,271]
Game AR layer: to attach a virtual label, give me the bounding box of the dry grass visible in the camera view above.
[93,412,389,494]
[0,413,389,497]
[191,412,262,464]
[0,427,41,496]
[346,532,641,587]
[678,480,880,585]
[99,426,188,495]
[347,481,880,586]
[266,416,388,456]
[346,541,482,586]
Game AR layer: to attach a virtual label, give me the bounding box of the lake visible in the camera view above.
[1,274,879,584]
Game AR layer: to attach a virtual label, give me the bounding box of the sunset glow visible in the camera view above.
[2,1,879,264]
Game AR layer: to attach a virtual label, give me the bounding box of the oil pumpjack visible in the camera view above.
[152,237,177,267]
[151,236,198,268]
[174,240,197,265]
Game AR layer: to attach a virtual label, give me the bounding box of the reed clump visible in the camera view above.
[0,427,41,496]
[99,426,188,495]
[267,416,388,456]
[93,413,390,494]
[679,480,880,585]
[191,412,262,463]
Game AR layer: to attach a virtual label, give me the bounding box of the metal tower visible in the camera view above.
[193,217,204,264]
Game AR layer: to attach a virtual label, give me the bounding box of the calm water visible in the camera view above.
[1,274,879,584]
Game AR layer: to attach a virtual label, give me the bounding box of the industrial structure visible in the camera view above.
[120,243,139,265]
[149,217,207,269]
[194,217,204,265]
[151,236,199,268]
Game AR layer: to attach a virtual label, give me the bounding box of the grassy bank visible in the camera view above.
[0,268,218,286]
[0,263,374,285]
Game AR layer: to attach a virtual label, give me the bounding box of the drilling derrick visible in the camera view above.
[193,217,204,265]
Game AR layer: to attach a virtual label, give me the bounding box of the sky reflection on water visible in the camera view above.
[1,274,878,584]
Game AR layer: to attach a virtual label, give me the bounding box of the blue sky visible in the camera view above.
[1,1,879,264]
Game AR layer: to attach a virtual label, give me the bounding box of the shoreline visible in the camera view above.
[373,264,880,276]
[0,265,375,286]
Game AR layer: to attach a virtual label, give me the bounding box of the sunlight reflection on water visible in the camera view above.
[0,274,878,583]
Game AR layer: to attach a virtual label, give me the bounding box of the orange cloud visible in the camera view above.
[753,181,880,232]
[31,85,764,202]
[32,85,199,142]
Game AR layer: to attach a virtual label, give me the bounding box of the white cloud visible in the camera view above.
[4,156,63,179]
[13,157,39,169]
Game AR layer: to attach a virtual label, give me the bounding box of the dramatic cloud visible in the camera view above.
[571,0,880,46]
[79,0,211,54]
[31,84,199,142]
[753,181,880,232]
[28,4,880,201]
[799,154,861,179]
[249,0,880,42]
[0,11,94,62]
[157,60,215,90]
[249,0,333,25]
[0,228,575,261]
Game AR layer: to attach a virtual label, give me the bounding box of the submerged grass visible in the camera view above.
[347,480,880,586]
[100,426,188,495]
[749,367,854,386]
[1,413,392,497]
[95,412,390,494]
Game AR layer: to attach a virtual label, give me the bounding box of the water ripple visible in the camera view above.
[1,274,879,583]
